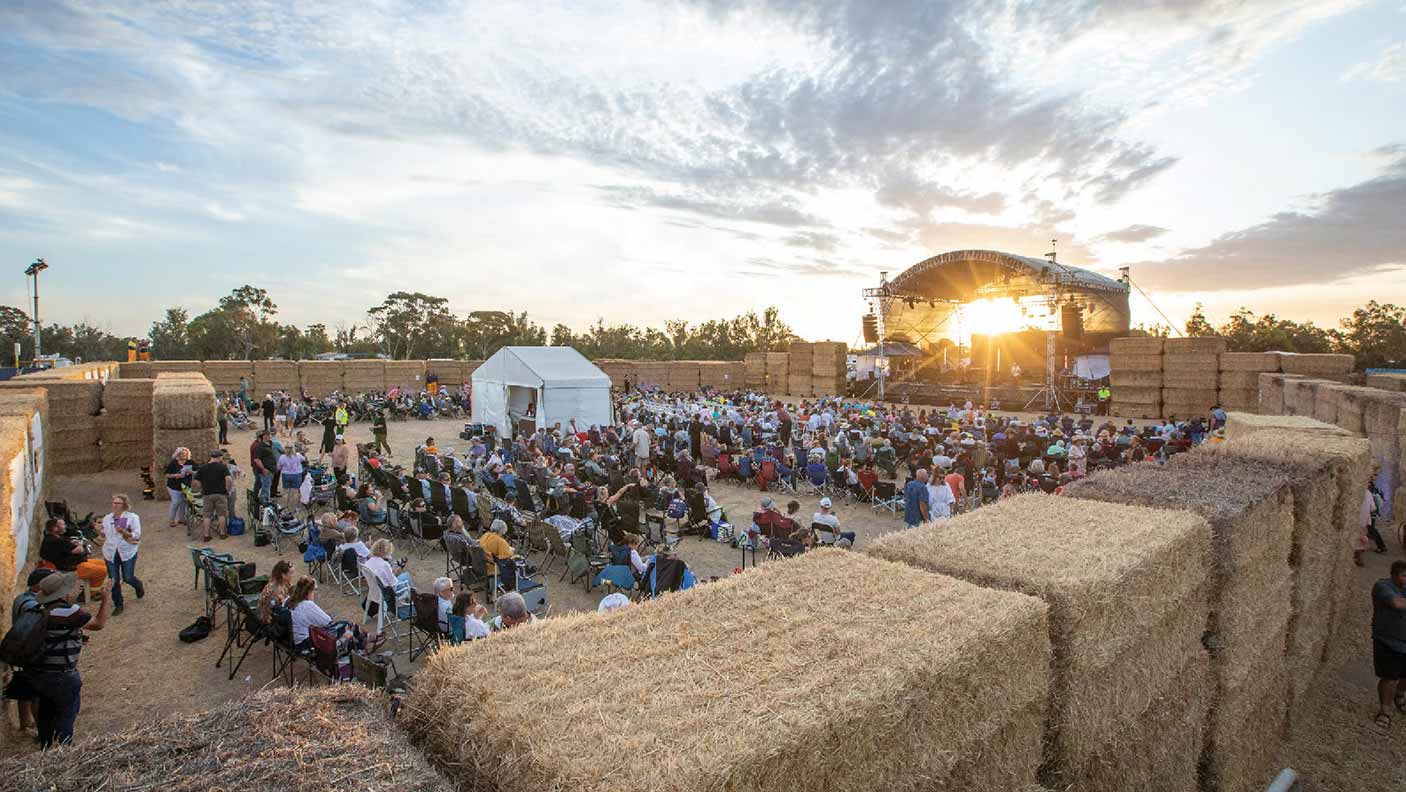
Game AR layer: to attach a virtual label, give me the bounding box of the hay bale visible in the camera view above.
[1161,368,1219,389]
[1224,412,1351,441]
[1332,385,1378,435]
[1366,373,1406,392]
[0,415,42,634]
[153,378,217,430]
[1313,382,1348,425]
[1204,609,1291,792]
[1284,378,1322,417]
[1110,401,1162,420]
[1219,389,1260,413]
[1218,371,1264,390]
[1280,353,1354,376]
[1109,353,1162,372]
[149,360,204,374]
[405,550,1052,792]
[118,361,153,378]
[1361,390,1406,438]
[1219,351,1283,371]
[100,378,155,413]
[384,360,427,391]
[1161,387,1217,416]
[1111,386,1160,403]
[0,686,455,792]
[0,380,101,417]
[1108,337,1164,355]
[865,494,1211,792]
[1109,370,1162,388]
[200,360,254,391]
[1165,337,1228,355]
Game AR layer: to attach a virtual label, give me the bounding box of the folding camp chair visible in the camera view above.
[810,521,839,548]
[359,565,411,646]
[870,480,902,516]
[307,624,344,684]
[330,546,364,597]
[408,589,449,662]
[215,584,277,681]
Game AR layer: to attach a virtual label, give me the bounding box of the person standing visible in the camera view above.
[277,445,307,512]
[334,401,350,443]
[216,399,230,446]
[251,431,276,502]
[371,410,391,457]
[1372,561,1406,730]
[631,420,651,469]
[319,410,337,463]
[260,395,276,433]
[902,469,930,528]
[100,494,143,617]
[927,472,956,521]
[196,450,233,541]
[238,376,249,407]
[27,569,110,747]
[330,438,351,483]
[164,447,193,529]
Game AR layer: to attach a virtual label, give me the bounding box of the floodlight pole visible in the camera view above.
[25,258,48,360]
[876,271,888,403]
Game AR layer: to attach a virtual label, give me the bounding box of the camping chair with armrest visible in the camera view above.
[767,536,807,560]
[331,546,363,597]
[541,523,572,581]
[514,479,540,515]
[568,529,609,591]
[870,480,901,516]
[408,589,450,662]
[429,484,452,515]
[188,545,233,591]
[215,584,277,681]
[269,604,311,685]
[442,530,471,581]
[351,651,407,694]
[641,556,695,599]
[810,521,839,548]
[682,492,710,538]
[182,485,204,524]
[406,510,445,556]
[451,487,474,523]
[359,564,411,647]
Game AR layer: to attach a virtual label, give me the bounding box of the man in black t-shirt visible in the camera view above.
[195,450,233,540]
[260,396,276,432]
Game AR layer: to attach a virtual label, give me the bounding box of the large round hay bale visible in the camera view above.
[1164,337,1227,355]
[1108,337,1165,355]
[1110,353,1162,372]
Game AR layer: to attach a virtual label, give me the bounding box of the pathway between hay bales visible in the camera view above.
[33,417,914,742]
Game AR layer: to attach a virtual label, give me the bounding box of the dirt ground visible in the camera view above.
[11,414,1406,789]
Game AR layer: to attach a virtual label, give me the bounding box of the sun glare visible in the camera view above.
[960,298,1029,337]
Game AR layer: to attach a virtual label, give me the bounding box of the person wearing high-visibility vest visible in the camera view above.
[334,402,349,443]
[1097,384,1112,416]
[127,338,138,362]
[137,339,151,362]
[331,402,348,447]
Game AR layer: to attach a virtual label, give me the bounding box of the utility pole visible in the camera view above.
[25,258,48,360]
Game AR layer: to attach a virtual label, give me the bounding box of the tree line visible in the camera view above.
[1180,301,1406,370]
[0,286,798,364]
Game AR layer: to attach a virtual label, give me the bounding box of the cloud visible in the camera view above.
[875,172,1006,217]
[1343,42,1406,83]
[205,202,245,222]
[784,231,840,252]
[741,256,869,278]
[1098,224,1170,243]
[595,185,826,227]
[1130,151,1406,291]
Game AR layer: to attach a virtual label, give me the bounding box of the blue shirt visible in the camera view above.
[902,479,928,526]
[1373,579,1406,653]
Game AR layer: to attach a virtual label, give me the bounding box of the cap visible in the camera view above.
[819,497,832,508]
[760,496,775,509]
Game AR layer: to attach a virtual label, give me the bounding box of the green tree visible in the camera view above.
[1216,308,1333,354]
[1184,303,1216,337]
[148,308,191,360]
[461,311,547,359]
[1336,301,1406,369]
[368,292,459,359]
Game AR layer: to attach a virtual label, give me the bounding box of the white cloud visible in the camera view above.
[205,202,245,222]
[1343,41,1406,83]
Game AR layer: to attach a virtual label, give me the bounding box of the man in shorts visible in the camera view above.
[1372,560,1406,730]
[196,450,233,541]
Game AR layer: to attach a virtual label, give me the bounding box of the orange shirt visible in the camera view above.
[945,472,965,500]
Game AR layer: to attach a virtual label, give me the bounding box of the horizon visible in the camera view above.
[1,1,1404,342]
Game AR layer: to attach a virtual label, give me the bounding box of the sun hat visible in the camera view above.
[34,571,77,605]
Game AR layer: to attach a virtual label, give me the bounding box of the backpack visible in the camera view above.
[666,497,687,520]
[0,594,48,668]
[178,616,212,643]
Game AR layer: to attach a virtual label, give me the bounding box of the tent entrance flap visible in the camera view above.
[508,386,538,427]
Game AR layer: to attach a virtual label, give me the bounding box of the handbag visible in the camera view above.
[227,516,246,536]
[178,616,212,643]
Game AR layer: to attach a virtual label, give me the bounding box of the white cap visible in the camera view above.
[819,497,832,508]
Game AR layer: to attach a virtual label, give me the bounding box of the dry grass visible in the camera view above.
[0,379,101,418]
[1224,412,1351,441]
[0,686,455,792]
[1109,337,1164,355]
[405,549,1052,792]
[1219,351,1282,371]
[1109,353,1162,372]
[865,493,1210,792]
[1161,369,1219,388]
[1276,676,1406,791]
[1280,353,1355,376]
[1165,337,1228,355]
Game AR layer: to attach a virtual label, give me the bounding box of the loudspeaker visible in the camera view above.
[861,314,879,344]
[1061,305,1084,339]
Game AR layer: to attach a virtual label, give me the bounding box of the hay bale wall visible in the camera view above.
[1366,373,1406,392]
[1064,456,1297,792]
[297,360,345,398]
[405,549,1052,792]
[1224,412,1351,442]
[149,360,204,375]
[0,686,456,792]
[0,380,103,474]
[1358,389,1406,529]
[252,360,298,393]
[744,351,767,388]
[866,494,1212,792]
[384,360,427,392]
[1279,353,1354,378]
[118,361,153,378]
[1108,336,1164,355]
[0,405,48,741]
[200,360,253,393]
[343,359,388,393]
[811,341,847,395]
[151,375,218,499]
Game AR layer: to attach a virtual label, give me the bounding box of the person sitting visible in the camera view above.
[810,498,857,548]
[804,457,828,488]
[432,576,456,634]
[479,518,516,579]
[258,560,295,624]
[491,591,537,630]
[752,496,796,541]
[38,518,107,590]
[363,539,410,636]
[451,591,491,641]
[356,484,387,525]
[288,575,375,654]
[335,525,371,563]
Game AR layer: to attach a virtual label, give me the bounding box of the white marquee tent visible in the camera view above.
[471,347,613,437]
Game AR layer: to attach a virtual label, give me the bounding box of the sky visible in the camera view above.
[0,0,1403,345]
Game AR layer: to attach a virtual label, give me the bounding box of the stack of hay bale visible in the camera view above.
[1065,454,1295,792]
[425,359,466,392]
[632,361,666,390]
[811,341,847,396]
[1208,426,1371,725]
[462,359,483,383]
[1108,337,1163,418]
[343,359,387,394]
[97,379,154,471]
[405,550,1053,792]
[1225,412,1352,441]
[1359,389,1406,541]
[786,341,813,397]
[764,352,788,394]
[590,359,626,390]
[0,391,48,689]
[744,352,767,389]
[152,374,218,500]
[666,361,700,393]
[1367,372,1406,391]
[0,389,49,488]
[1280,352,1355,383]
[867,494,1212,792]
[201,360,253,396]
[252,360,297,395]
[1217,352,1281,413]
[297,360,344,398]
[1161,336,1225,418]
[1256,372,1304,416]
[384,360,426,392]
[0,380,104,475]
[696,361,727,391]
[722,360,747,390]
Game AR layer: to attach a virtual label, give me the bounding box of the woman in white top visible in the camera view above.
[288,576,371,652]
[363,539,410,639]
[101,493,144,616]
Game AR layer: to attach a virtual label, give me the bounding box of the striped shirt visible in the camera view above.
[36,600,90,673]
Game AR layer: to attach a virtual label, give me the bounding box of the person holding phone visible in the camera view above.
[100,493,144,616]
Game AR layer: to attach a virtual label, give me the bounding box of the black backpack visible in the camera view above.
[178,616,212,643]
[0,593,48,668]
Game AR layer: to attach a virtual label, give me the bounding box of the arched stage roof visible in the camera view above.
[888,249,1128,302]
